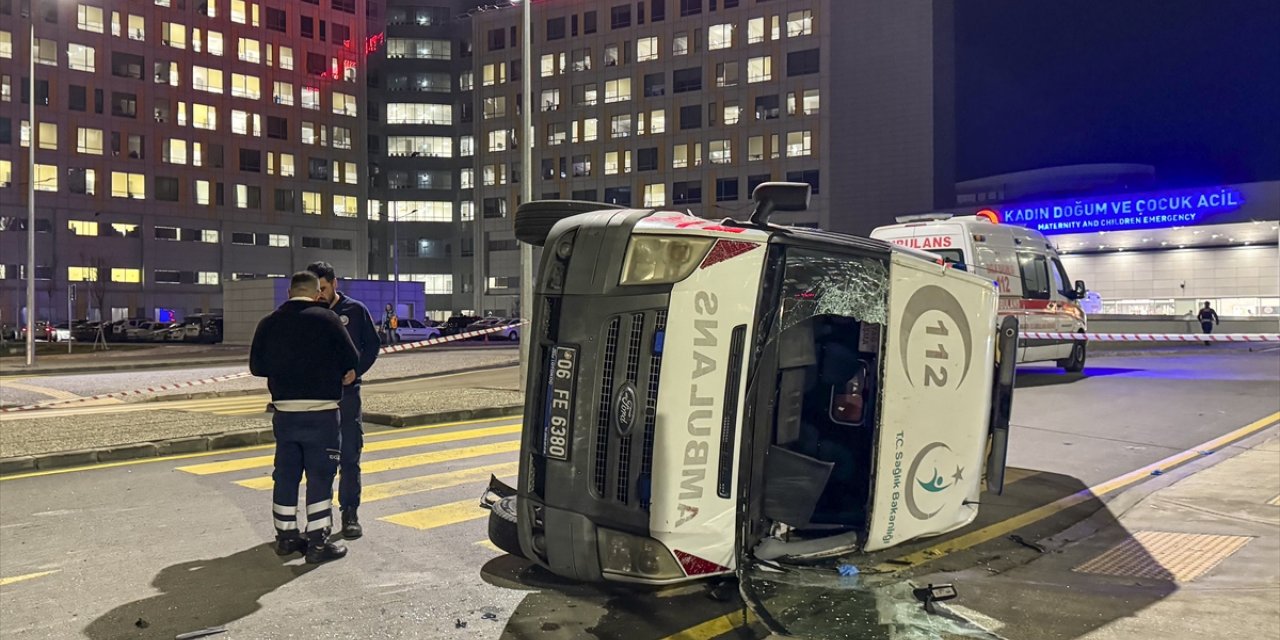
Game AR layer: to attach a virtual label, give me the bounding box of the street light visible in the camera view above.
[24,19,36,366]
[518,0,533,393]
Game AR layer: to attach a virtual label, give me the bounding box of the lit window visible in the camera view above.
[482,97,506,120]
[748,136,764,161]
[67,43,95,72]
[333,127,352,150]
[301,86,320,110]
[748,56,772,83]
[460,136,475,157]
[604,78,631,103]
[193,104,218,129]
[268,234,288,248]
[198,272,219,285]
[582,118,599,142]
[487,130,507,153]
[710,139,732,164]
[34,38,57,66]
[673,144,689,169]
[111,172,146,198]
[128,15,145,41]
[280,154,295,177]
[68,220,99,236]
[332,92,357,117]
[344,161,357,185]
[604,151,620,175]
[333,195,358,217]
[231,73,260,99]
[610,114,632,139]
[235,184,251,208]
[1,74,10,102]
[164,138,188,164]
[163,22,187,49]
[204,0,218,18]
[541,88,560,111]
[273,81,293,105]
[709,24,734,50]
[301,122,318,145]
[786,130,812,157]
[482,63,505,86]
[388,202,452,222]
[38,122,57,150]
[540,54,555,77]
[460,168,474,189]
[33,164,58,192]
[231,0,248,24]
[637,36,659,62]
[302,191,322,215]
[802,89,819,115]
[386,38,451,60]
[724,102,742,125]
[68,266,99,282]
[202,230,219,243]
[460,201,475,222]
[643,184,665,207]
[193,66,224,93]
[231,110,250,135]
[279,47,294,70]
[195,180,211,205]
[0,160,10,186]
[207,31,224,56]
[673,32,689,56]
[748,17,765,44]
[238,37,260,63]
[787,10,813,37]
[78,5,106,33]
[0,31,10,59]
[111,268,141,283]
[387,136,453,157]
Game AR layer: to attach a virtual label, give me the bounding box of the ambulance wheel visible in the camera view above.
[488,496,526,559]
[1058,340,1086,373]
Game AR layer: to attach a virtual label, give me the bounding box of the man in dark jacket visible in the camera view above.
[1198,301,1220,345]
[250,271,359,564]
[307,261,380,539]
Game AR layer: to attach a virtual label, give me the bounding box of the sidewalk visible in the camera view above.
[0,384,525,474]
[930,433,1280,639]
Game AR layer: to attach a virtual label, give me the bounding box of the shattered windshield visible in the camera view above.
[779,250,890,333]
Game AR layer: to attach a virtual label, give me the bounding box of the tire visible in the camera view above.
[1057,338,1086,373]
[487,495,526,558]
[514,200,624,247]
[508,331,519,342]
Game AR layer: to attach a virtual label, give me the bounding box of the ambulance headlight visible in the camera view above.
[597,527,685,580]
[619,236,714,285]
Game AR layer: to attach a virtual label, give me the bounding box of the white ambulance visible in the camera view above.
[480,184,1020,586]
[870,214,1088,372]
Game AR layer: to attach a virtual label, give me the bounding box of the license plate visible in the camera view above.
[543,346,577,461]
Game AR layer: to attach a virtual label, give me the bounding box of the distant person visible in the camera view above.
[307,261,380,540]
[381,303,399,346]
[249,271,359,564]
[1197,301,1220,345]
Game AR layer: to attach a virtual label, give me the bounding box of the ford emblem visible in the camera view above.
[614,382,638,436]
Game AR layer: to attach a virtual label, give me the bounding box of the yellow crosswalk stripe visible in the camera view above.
[361,463,516,503]
[378,498,489,530]
[474,540,502,553]
[0,570,60,587]
[233,440,520,490]
[177,424,522,475]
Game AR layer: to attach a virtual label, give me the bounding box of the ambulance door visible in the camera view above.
[1016,252,1055,363]
[1047,256,1078,360]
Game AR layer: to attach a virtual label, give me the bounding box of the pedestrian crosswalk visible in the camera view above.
[173,415,1047,542]
[176,418,524,536]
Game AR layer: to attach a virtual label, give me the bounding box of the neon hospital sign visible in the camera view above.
[983,186,1246,235]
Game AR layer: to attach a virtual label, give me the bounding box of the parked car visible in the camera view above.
[21,321,57,342]
[51,323,74,342]
[394,318,443,343]
[181,314,224,344]
[124,321,166,342]
[161,323,187,342]
[440,315,482,336]
[109,319,147,342]
[463,317,521,341]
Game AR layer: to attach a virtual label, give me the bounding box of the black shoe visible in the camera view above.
[305,538,348,564]
[341,508,363,540]
[274,532,306,556]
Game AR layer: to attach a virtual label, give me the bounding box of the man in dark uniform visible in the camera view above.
[250,271,359,563]
[307,261,380,539]
[1198,301,1220,345]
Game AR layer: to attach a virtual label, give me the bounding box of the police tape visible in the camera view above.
[1021,332,1280,343]
[0,324,524,414]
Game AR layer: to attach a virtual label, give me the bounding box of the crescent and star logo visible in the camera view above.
[613,382,638,437]
[339,315,350,326]
[897,285,974,388]
[905,442,965,520]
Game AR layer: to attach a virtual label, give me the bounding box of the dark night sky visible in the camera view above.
[955,0,1280,186]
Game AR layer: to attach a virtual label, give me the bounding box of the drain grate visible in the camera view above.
[1073,531,1253,582]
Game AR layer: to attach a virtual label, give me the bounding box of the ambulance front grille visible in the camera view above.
[591,317,621,496]
[615,313,645,504]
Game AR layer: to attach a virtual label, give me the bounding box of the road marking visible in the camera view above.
[0,381,81,401]
[233,440,520,490]
[661,611,757,640]
[177,424,522,475]
[874,410,1280,572]
[379,498,489,530]
[474,539,502,553]
[0,569,59,587]
[0,417,522,481]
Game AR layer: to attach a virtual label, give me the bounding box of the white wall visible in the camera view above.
[1061,245,1279,300]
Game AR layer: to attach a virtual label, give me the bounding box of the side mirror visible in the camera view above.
[1074,280,1087,299]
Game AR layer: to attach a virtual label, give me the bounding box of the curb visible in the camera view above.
[0,405,525,476]
[134,361,520,403]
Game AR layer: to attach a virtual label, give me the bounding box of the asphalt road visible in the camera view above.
[0,348,1277,639]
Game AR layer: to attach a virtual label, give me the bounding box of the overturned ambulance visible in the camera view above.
[482,183,1018,586]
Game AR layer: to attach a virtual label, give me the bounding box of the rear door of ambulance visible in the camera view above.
[863,252,999,552]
